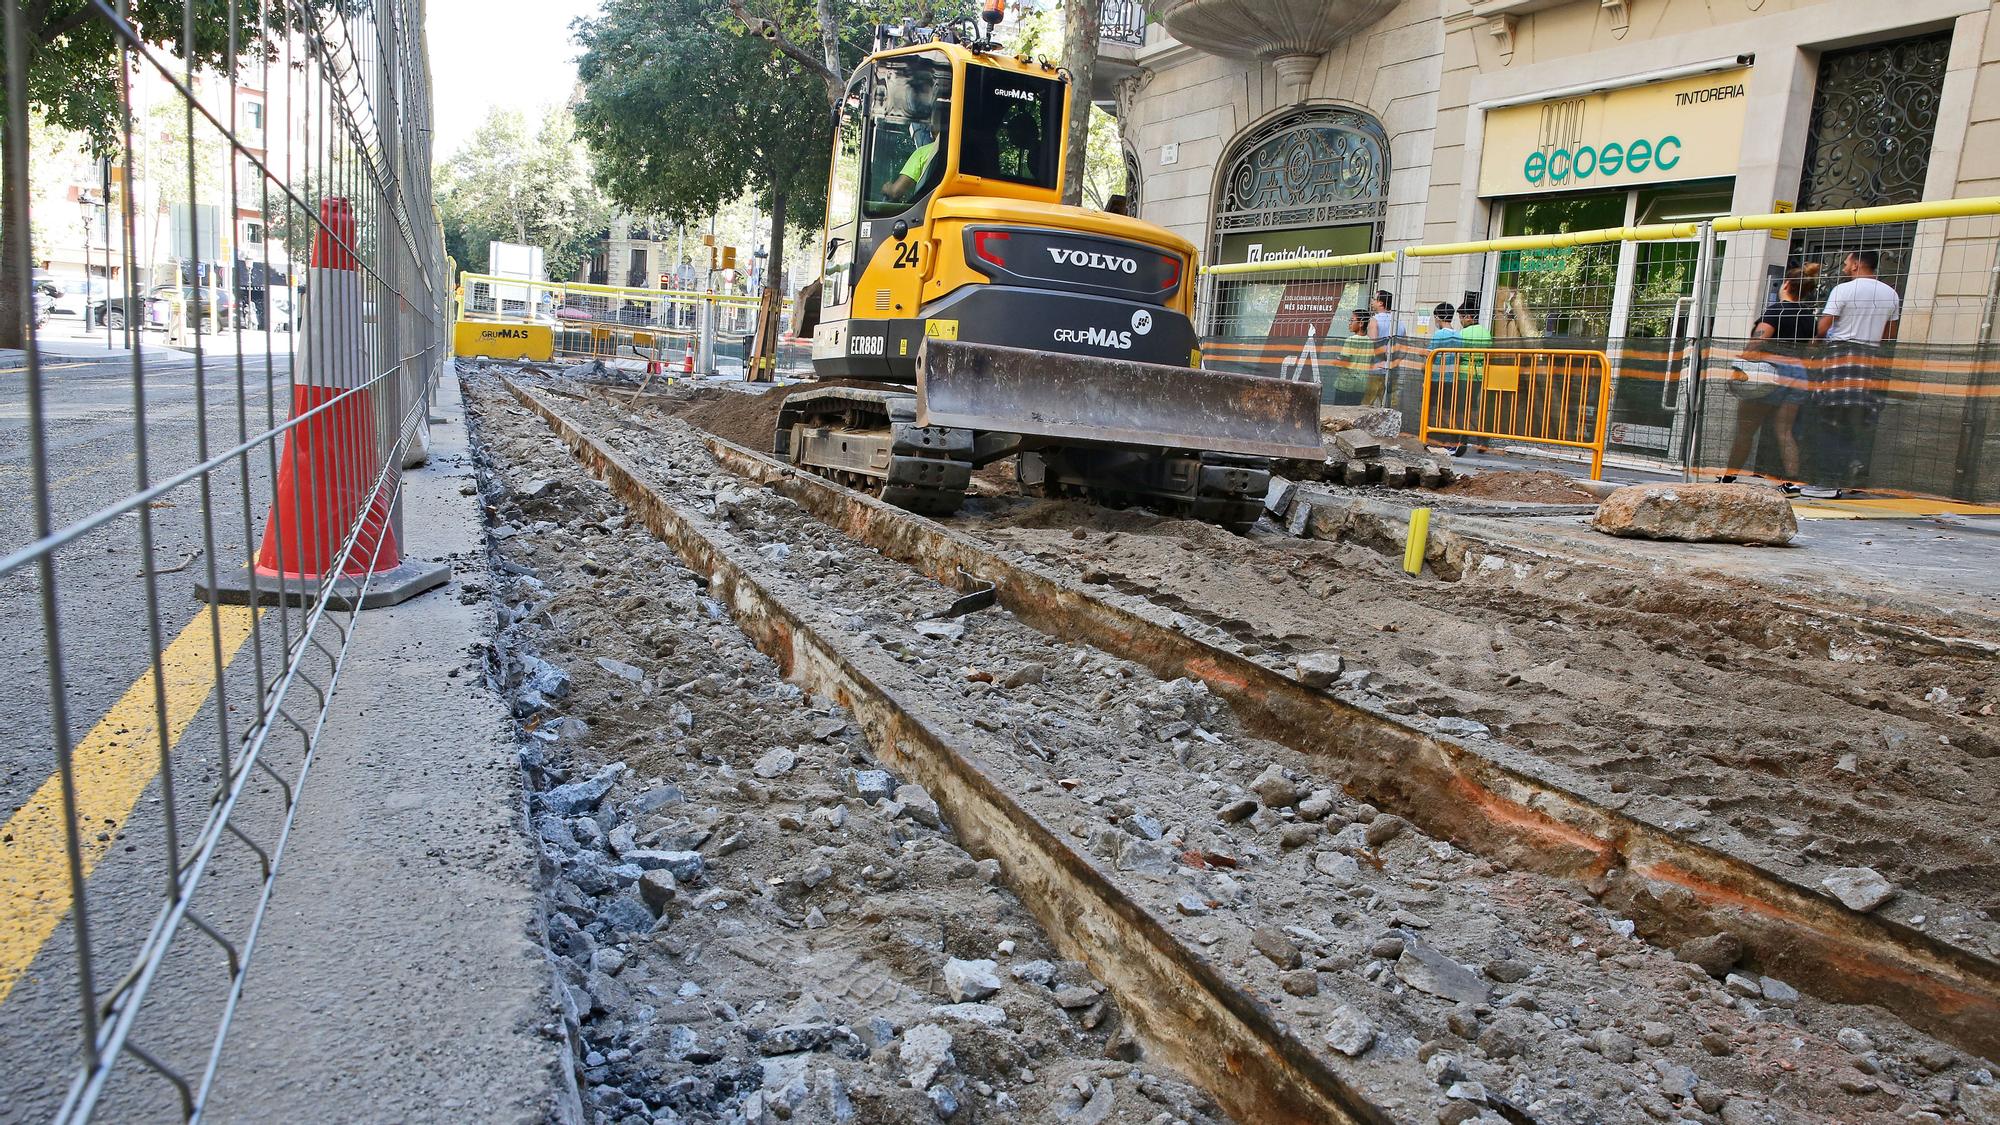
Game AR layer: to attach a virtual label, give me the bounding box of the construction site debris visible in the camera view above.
[1591,482,1799,546]
[469,367,2000,1124]
[1823,866,1899,913]
[1318,405,1404,440]
[1437,469,1601,506]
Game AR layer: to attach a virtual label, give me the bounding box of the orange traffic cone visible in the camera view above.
[681,351,694,375]
[198,197,448,610]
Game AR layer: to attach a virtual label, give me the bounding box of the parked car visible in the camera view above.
[46,278,105,318]
[153,284,235,328]
[32,283,55,329]
[90,292,170,331]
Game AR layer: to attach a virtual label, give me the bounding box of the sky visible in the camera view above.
[427,0,606,160]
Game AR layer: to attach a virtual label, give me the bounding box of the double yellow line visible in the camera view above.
[0,606,259,1005]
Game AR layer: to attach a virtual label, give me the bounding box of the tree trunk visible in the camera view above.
[0,106,26,350]
[767,188,786,290]
[1060,0,1099,207]
[814,0,845,108]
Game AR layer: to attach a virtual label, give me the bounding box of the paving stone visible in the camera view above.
[1294,651,1344,689]
[753,747,798,779]
[845,768,897,804]
[895,784,941,828]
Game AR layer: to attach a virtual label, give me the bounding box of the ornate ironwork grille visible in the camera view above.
[1790,31,1951,295]
[1797,32,1950,212]
[1213,107,1390,238]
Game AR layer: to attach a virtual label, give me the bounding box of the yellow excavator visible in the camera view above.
[784,4,1320,530]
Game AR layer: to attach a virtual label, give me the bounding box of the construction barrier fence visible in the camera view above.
[1201,197,2000,498]
[1,0,448,1119]
[454,272,814,378]
[1420,348,1614,479]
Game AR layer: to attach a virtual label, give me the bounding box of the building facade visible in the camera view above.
[1119,0,2000,346]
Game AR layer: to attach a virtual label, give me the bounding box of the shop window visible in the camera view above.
[1494,191,1623,339]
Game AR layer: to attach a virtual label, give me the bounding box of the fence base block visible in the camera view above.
[194,559,451,611]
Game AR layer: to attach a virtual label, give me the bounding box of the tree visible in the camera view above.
[0,2,292,347]
[1058,0,1099,206]
[574,0,847,288]
[435,105,613,283]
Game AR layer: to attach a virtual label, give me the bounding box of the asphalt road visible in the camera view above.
[0,345,298,1118]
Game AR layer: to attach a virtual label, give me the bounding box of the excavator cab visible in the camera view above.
[782,34,1321,529]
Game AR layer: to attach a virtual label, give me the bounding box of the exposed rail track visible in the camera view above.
[491,370,1998,1123]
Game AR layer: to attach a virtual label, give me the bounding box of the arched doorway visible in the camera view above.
[1208,105,1389,337]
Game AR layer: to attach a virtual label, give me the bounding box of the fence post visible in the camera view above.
[1675,220,1719,480]
[697,295,717,376]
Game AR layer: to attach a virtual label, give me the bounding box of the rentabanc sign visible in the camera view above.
[1477,68,1752,196]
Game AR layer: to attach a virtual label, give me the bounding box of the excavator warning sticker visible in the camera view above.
[925,319,959,341]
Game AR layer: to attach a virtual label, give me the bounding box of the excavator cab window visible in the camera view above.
[960,66,1061,188]
[864,53,951,217]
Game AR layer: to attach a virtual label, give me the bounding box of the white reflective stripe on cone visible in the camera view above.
[300,267,367,390]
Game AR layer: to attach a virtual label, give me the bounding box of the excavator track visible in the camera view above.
[775,387,972,516]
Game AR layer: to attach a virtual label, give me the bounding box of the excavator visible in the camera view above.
[782,2,1320,531]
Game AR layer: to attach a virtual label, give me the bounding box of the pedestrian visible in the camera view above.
[1451,300,1492,456]
[1335,308,1374,405]
[1426,301,1467,451]
[1808,251,1899,497]
[1721,263,1817,491]
[1366,290,1406,407]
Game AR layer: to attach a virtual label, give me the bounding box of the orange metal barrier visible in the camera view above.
[1419,348,1614,479]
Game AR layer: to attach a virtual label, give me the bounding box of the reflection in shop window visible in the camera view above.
[1494,192,1621,340]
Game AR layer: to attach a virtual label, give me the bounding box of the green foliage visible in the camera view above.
[574,0,833,239]
[1080,105,1127,210]
[436,105,614,283]
[1,3,302,346]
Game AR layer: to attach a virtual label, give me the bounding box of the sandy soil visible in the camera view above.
[1435,470,1602,505]
[965,497,2000,936]
[466,369,2000,1124]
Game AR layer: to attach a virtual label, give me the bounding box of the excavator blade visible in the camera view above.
[917,340,1323,460]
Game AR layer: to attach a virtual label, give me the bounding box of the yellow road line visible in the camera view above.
[0,605,260,1006]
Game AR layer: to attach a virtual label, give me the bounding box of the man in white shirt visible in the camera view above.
[1817,250,1900,343]
[1807,250,1898,498]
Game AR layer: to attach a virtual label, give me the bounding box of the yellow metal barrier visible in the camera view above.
[1419,348,1614,479]
[454,319,554,362]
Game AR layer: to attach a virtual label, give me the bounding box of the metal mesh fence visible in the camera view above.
[1200,201,2000,493]
[458,272,813,377]
[1,0,446,1119]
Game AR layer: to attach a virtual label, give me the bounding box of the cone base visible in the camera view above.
[195,558,450,611]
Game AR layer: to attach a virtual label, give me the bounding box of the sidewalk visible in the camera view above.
[203,368,552,1122]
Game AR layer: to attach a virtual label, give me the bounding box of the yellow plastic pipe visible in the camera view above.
[1403,507,1431,576]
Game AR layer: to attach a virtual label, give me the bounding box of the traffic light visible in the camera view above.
[721,246,737,270]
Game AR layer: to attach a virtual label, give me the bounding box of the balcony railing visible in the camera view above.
[1100,0,1146,46]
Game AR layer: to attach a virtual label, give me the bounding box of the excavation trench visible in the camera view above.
[676,422,2000,1063]
[498,375,1392,1125]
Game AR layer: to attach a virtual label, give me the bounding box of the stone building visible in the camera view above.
[1117,0,2000,347]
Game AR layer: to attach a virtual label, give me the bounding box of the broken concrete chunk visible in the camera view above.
[1674,931,1743,977]
[893,784,941,828]
[637,869,678,915]
[899,1023,954,1089]
[1294,651,1345,689]
[1313,851,1361,885]
[1252,927,1302,969]
[621,849,705,882]
[595,656,645,682]
[912,620,965,642]
[1363,813,1408,846]
[1394,933,1490,1005]
[1323,1005,1377,1057]
[1216,798,1259,823]
[753,747,798,779]
[941,957,1002,1003]
[537,763,622,817]
[1297,790,1337,822]
[845,768,898,804]
[1591,482,1797,546]
[1249,764,1303,809]
[1433,716,1489,739]
[1010,960,1058,986]
[1821,866,1896,912]
[1333,428,1382,459]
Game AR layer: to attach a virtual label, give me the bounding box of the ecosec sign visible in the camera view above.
[1478,68,1751,196]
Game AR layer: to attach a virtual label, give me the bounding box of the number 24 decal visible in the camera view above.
[892,242,921,269]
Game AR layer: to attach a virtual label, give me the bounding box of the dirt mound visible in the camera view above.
[1438,468,1598,505]
[679,378,900,450]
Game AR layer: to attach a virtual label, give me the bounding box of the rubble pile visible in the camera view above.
[1276,406,1462,490]
[462,370,1999,1125]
